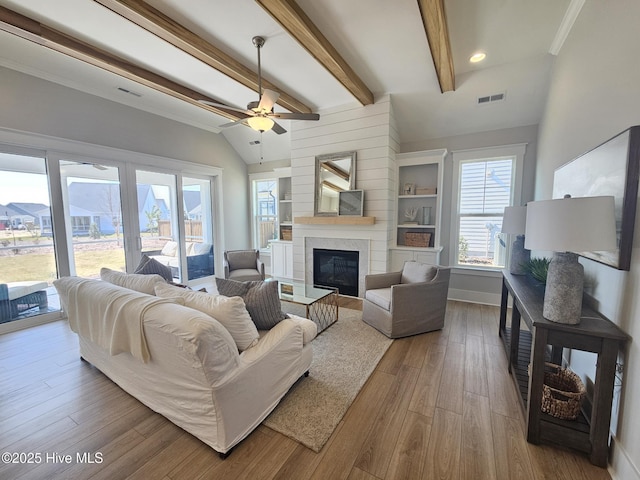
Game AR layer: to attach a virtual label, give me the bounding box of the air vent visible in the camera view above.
[116,87,142,97]
[477,92,506,105]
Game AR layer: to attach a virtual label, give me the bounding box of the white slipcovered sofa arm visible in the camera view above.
[285,314,318,345]
[240,317,315,365]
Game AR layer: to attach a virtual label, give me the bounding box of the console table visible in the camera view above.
[499,270,629,467]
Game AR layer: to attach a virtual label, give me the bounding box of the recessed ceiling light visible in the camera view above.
[469,52,486,63]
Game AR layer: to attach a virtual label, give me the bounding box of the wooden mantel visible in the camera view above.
[294,216,375,225]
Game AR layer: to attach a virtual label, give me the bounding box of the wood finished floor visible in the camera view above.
[0,300,611,480]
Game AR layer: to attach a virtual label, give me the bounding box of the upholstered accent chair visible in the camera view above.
[362,262,450,338]
[223,249,265,282]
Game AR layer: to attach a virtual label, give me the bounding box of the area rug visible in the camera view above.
[263,306,393,452]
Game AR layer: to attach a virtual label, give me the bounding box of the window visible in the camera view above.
[252,178,278,249]
[451,144,525,269]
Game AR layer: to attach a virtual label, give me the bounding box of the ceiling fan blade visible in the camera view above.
[198,100,253,115]
[272,121,287,135]
[271,112,320,121]
[219,118,249,129]
[258,89,280,112]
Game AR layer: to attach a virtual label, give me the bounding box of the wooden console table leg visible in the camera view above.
[590,339,618,467]
[526,326,548,444]
[509,305,521,372]
[499,278,508,336]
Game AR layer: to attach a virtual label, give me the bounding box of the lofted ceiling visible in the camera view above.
[0,0,578,164]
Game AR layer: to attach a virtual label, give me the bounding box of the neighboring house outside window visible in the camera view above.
[251,177,278,250]
[451,144,526,269]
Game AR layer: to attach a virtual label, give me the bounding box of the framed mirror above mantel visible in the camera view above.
[314,151,356,216]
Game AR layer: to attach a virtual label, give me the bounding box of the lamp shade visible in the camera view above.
[501,206,527,234]
[524,196,616,252]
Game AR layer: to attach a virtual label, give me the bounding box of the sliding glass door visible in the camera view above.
[59,161,126,278]
[136,170,181,280]
[134,171,216,282]
[182,176,215,280]
[0,151,59,325]
[0,138,220,331]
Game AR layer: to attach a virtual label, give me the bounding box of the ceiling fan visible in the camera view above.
[199,36,319,134]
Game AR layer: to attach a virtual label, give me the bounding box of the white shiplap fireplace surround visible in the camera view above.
[288,97,398,295]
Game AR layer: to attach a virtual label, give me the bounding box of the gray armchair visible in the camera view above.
[223,249,265,282]
[362,262,450,338]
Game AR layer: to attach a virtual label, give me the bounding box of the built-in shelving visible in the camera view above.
[390,149,446,268]
[278,174,292,241]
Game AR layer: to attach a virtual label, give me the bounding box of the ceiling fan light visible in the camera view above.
[247,116,274,132]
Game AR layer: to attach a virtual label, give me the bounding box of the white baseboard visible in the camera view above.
[609,436,640,480]
[447,288,501,306]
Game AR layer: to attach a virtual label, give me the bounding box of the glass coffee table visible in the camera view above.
[271,277,339,332]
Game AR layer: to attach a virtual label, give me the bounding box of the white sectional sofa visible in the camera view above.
[54,272,317,455]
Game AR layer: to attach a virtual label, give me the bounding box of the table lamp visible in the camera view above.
[502,206,529,275]
[524,195,616,324]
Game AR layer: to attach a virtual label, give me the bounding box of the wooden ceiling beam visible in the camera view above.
[0,6,245,122]
[417,0,455,92]
[94,0,312,114]
[321,161,349,181]
[256,0,374,106]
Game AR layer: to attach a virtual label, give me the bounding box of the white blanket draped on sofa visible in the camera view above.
[63,279,175,362]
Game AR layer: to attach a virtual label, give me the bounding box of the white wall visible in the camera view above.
[290,96,397,283]
[536,1,640,478]
[0,67,251,250]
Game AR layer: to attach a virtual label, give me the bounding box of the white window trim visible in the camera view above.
[450,143,526,270]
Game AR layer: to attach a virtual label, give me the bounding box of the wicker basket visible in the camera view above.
[280,227,292,241]
[404,232,431,247]
[540,363,586,420]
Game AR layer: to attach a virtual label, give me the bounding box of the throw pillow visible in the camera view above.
[160,241,178,257]
[154,282,259,351]
[215,278,286,330]
[192,242,212,256]
[100,267,166,295]
[400,261,437,284]
[134,254,173,282]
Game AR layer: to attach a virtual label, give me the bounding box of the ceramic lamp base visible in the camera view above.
[510,235,531,275]
[543,252,583,324]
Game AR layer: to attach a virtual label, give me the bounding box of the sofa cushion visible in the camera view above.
[365,287,392,311]
[155,282,259,351]
[134,254,173,282]
[401,261,437,284]
[100,268,166,295]
[226,250,257,270]
[160,241,178,257]
[215,278,286,330]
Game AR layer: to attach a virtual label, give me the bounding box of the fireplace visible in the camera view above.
[313,248,359,297]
